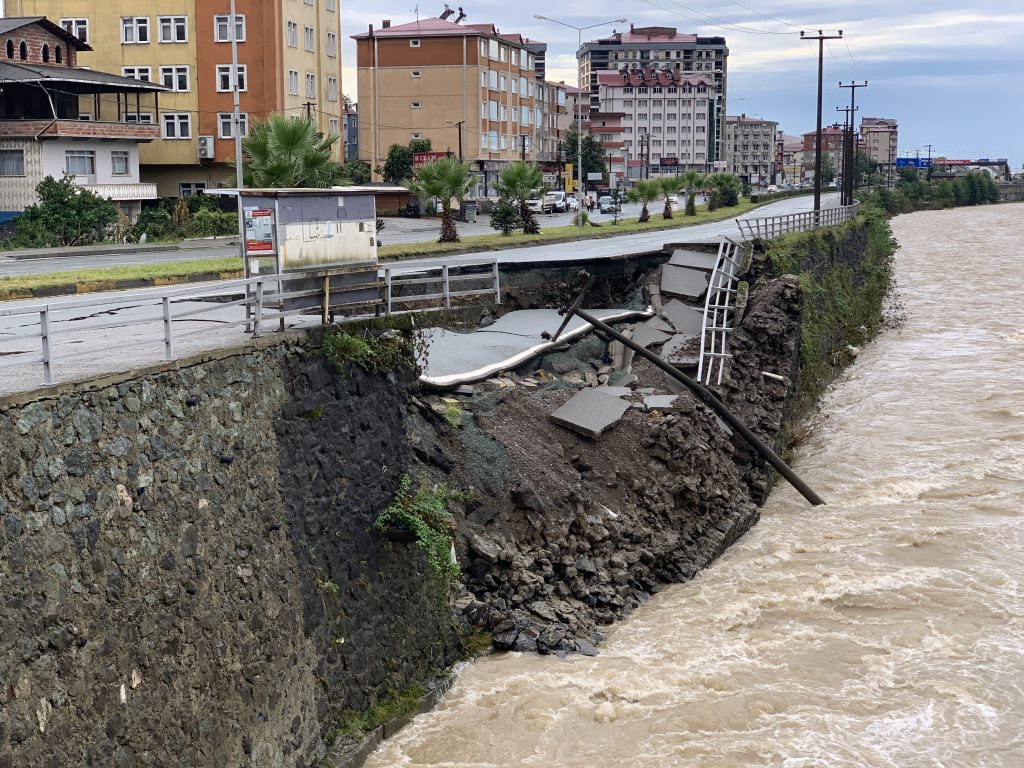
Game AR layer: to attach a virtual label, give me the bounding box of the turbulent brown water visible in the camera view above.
[364,205,1024,768]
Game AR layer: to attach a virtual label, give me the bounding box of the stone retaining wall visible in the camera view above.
[0,338,457,767]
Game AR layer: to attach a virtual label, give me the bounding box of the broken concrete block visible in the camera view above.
[594,386,633,398]
[669,249,719,272]
[607,371,638,388]
[453,384,475,395]
[663,334,700,368]
[662,299,705,336]
[661,265,710,300]
[550,388,631,439]
[643,395,681,412]
[630,323,672,350]
[645,315,675,334]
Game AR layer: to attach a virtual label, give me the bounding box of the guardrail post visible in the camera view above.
[39,307,53,385]
[492,260,502,304]
[442,264,451,308]
[162,296,174,360]
[322,275,331,325]
[384,268,393,316]
[253,280,264,337]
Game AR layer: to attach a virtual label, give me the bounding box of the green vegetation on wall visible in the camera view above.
[761,205,898,417]
[322,327,418,375]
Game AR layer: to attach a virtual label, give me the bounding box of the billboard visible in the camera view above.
[659,157,678,167]
[895,158,933,168]
[413,151,449,168]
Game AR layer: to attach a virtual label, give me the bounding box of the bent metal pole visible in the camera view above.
[550,303,826,507]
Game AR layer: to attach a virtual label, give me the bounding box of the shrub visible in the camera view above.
[187,207,238,237]
[133,207,175,240]
[489,197,521,234]
[7,175,119,248]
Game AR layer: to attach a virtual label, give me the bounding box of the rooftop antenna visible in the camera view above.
[412,5,419,22]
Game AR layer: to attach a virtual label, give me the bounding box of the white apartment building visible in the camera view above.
[725,114,779,185]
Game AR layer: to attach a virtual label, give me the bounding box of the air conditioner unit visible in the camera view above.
[198,136,215,160]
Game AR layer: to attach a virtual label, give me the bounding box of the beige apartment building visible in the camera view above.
[860,117,898,180]
[724,114,778,186]
[9,0,343,197]
[353,16,544,196]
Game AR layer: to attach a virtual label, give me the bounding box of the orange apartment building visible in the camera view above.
[9,0,344,197]
[353,16,545,196]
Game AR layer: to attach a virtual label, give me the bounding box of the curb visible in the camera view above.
[0,270,244,302]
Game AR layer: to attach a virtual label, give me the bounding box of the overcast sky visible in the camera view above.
[342,0,1023,164]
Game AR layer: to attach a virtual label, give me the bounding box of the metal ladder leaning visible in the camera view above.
[696,236,750,387]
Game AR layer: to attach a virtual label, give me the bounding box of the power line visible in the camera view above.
[640,0,792,36]
[842,37,864,78]
[721,0,804,29]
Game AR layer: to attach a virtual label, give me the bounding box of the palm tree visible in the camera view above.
[658,176,683,219]
[236,115,347,188]
[494,161,543,234]
[680,170,705,216]
[706,172,742,210]
[626,179,661,223]
[404,156,476,243]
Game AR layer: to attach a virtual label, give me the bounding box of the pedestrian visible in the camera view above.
[588,196,595,213]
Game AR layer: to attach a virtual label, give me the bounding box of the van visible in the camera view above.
[543,190,568,213]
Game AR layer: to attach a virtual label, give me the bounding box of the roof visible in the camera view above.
[0,60,166,92]
[593,26,699,45]
[352,17,493,39]
[0,17,93,50]
[596,68,715,88]
[726,115,777,124]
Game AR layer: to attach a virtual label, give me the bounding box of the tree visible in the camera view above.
[817,153,837,184]
[9,175,118,248]
[494,161,542,234]
[340,159,372,185]
[658,176,683,219]
[342,94,355,112]
[680,170,705,216]
[381,139,434,184]
[706,173,741,209]
[489,198,521,235]
[404,156,475,243]
[558,124,606,182]
[626,180,661,223]
[237,115,346,188]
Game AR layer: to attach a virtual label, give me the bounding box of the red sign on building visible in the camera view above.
[413,151,450,168]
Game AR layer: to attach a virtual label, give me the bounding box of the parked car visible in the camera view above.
[565,195,580,211]
[666,195,679,210]
[598,195,620,214]
[526,196,544,214]
[543,190,568,213]
[766,184,779,193]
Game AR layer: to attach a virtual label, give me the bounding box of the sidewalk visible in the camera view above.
[3,237,237,261]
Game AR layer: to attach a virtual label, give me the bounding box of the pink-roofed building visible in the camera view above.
[579,25,728,169]
[353,17,546,194]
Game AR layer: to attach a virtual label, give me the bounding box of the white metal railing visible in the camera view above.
[0,258,501,388]
[736,202,860,241]
[696,237,749,386]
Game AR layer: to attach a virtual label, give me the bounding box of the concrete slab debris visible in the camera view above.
[669,249,719,272]
[550,388,631,439]
[607,371,638,388]
[643,395,681,412]
[662,299,705,336]
[644,315,675,334]
[630,323,672,350]
[594,386,633,398]
[662,334,700,368]
[661,265,710,300]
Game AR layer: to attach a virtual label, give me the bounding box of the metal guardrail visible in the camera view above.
[696,237,749,386]
[0,258,500,387]
[735,202,860,241]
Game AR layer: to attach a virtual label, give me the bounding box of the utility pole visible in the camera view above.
[643,132,651,179]
[924,142,933,180]
[455,120,465,163]
[521,134,528,163]
[304,101,315,120]
[835,106,857,204]
[839,80,867,205]
[801,30,843,217]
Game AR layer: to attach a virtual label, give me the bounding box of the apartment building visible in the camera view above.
[860,116,898,179]
[579,25,728,165]
[353,16,543,196]
[724,114,778,186]
[534,80,567,164]
[593,68,718,184]
[9,0,343,197]
[0,17,164,220]
[801,125,845,177]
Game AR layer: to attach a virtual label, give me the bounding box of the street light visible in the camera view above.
[534,15,627,225]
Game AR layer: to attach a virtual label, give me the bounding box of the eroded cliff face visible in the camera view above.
[412,275,805,656]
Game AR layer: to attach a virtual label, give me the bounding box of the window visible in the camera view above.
[111,151,130,176]
[286,21,298,47]
[481,132,488,149]
[124,112,154,125]
[162,112,192,139]
[410,39,420,48]
[511,106,517,123]
[511,78,517,95]
[326,32,337,57]
[519,76,527,94]
[329,118,340,135]
[499,75,507,91]
[489,131,498,150]
[0,149,25,176]
[305,73,316,98]
[160,65,189,91]
[159,16,187,43]
[326,0,336,10]
[480,40,487,57]
[288,70,299,95]
[488,39,499,59]
[411,101,421,109]
[411,132,421,139]
[65,150,95,176]
[488,70,497,89]
[122,66,151,81]
[327,77,338,102]
[499,46,507,63]
[214,15,245,42]
[499,104,507,120]
[218,112,249,138]
[61,18,89,43]
[488,100,497,119]
[511,49,518,66]
[55,46,62,63]
[179,182,206,196]
[217,64,247,92]
[411,70,421,78]
[304,26,314,52]
[121,17,149,44]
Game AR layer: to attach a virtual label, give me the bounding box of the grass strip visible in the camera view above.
[0,199,768,301]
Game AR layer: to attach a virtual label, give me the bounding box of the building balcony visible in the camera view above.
[79,182,158,202]
[0,119,160,142]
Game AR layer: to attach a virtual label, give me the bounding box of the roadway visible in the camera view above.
[0,193,838,396]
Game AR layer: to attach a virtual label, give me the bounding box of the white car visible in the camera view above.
[565,196,580,211]
[666,195,679,210]
[598,195,620,214]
